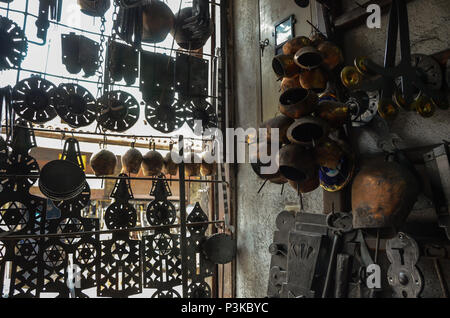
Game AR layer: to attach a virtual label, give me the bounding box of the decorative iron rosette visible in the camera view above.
[97,91,140,132]
[54,83,98,128]
[184,98,217,133]
[0,16,28,71]
[145,98,184,133]
[12,77,58,124]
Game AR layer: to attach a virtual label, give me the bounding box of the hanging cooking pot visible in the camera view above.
[250,141,287,184]
[171,5,211,50]
[142,0,175,43]
[286,116,329,146]
[299,68,327,93]
[272,55,300,79]
[279,87,318,119]
[90,148,117,176]
[282,36,311,56]
[121,143,143,175]
[279,144,317,182]
[294,46,323,70]
[317,41,343,71]
[202,233,236,264]
[163,141,178,176]
[142,140,164,176]
[281,74,302,92]
[78,0,111,17]
[185,152,202,178]
[314,138,345,169]
[288,174,319,193]
[39,160,86,201]
[260,114,294,145]
[352,158,420,229]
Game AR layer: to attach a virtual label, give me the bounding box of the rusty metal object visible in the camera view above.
[272,55,300,78]
[352,158,420,229]
[260,114,294,144]
[317,100,350,128]
[294,46,323,70]
[90,149,117,176]
[121,147,143,174]
[279,144,317,183]
[279,88,318,119]
[281,74,302,92]
[317,41,343,71]
[314,138,344,169]
[142,149,164,176]
[282,36,311,56]
[142,0,175,43]
[299,68,327,93]
[286,116,329,146]
[78,0,111,17]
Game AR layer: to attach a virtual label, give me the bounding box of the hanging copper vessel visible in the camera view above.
[142,0,175,43]
[317,41,343,71]
[316,99,350,128]
[279,87,318,119]
[78,0,111,17]
[279,144,317,182]
[90,149,117,177]
[163,152,178,176]
[378,98,399,121]
[299,68,327,93]
[121,147,143,175]
[286,116,329,146]
[200,159,217,177]
[288,174,319,193]
[281,74,302,92]
[294,46,323,70]
[272,55,300,78]
[185,152,202,177]
[250,142,287,185]
[352,158,420,229]
[282,36,311,56]
[314,138,344,169]
[142,142,164,176]
[260,115,294,144]
[309,32,327,47]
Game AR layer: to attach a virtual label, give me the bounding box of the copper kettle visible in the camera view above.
[121,144,143,175]
[352,157,420,229]
[90,148,117,177]
[142,0,175,43]
[142,140,164,176]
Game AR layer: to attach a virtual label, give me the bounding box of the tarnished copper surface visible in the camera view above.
[340,66,362,88]
[286,116,329,146]
[288,174,319,193]
[250,141,286,184]
[200,162,217,177]
[282,36,311,55]
[294,46,323,70]
[185,152,202,177]
[163,152,178,176]
[279,144,317,182]
[272,54,300,78]
[142,150,164,176]
[317,41,343,71]
[317,100,350,128]
[90,149,117,177]
[352,159,420,229]
[142,0,175,43]
[279,87,318,119]
[309,33,327,47]
[314,138,344,169]
[281,74,302,92]
[121,147,143,174]
[260,114,294,144]
[299,68,327,93]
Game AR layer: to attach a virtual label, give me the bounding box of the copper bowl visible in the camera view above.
[279,87,318,119]
[279,144,317,182]
[286,116,329,146]
[281,74,302,92]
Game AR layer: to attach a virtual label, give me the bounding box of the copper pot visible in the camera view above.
[294,46,323,70]
[163,152,178,176]
[185,152,202,177]
[142,144,164,176]
[316,100,349,128]
[200,161,217,177]
[260,115,294,144]
[78,0,111,17]
[286,116,329,146]
[90,149,117,176]
[317,41,343,71]
[171,6,211,50]
[299,68,327,93]
[250,141,286,184]
[314,138,344,169]
[142,0,175,43]
[352,158,420,229]
[288,174,319,193]
[279,144,317,182]
[282,36,311,56]
[279,87,318,119]
[309,32,327,47]
[272,55,300,78]
[281,74,302,92]
[121,147,143,174]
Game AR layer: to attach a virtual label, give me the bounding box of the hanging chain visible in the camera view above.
[96,16,107,99]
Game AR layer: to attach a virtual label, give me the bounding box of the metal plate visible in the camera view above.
[202,233,236,264]
[184,98,217,133]
[0,152,39,192]
[54,83,98,128]
[347,90,379,127]
[12,77,58,124]
[175,53,209,99]
[145,98,185,133]
[140,51,175,103]
[97,91,140,132]
[0,16,27,71]
[108,41,139,86]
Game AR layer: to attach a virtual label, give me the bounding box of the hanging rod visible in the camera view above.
[0,220,225,241]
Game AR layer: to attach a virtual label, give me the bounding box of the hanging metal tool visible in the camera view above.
[36,0,63,44]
